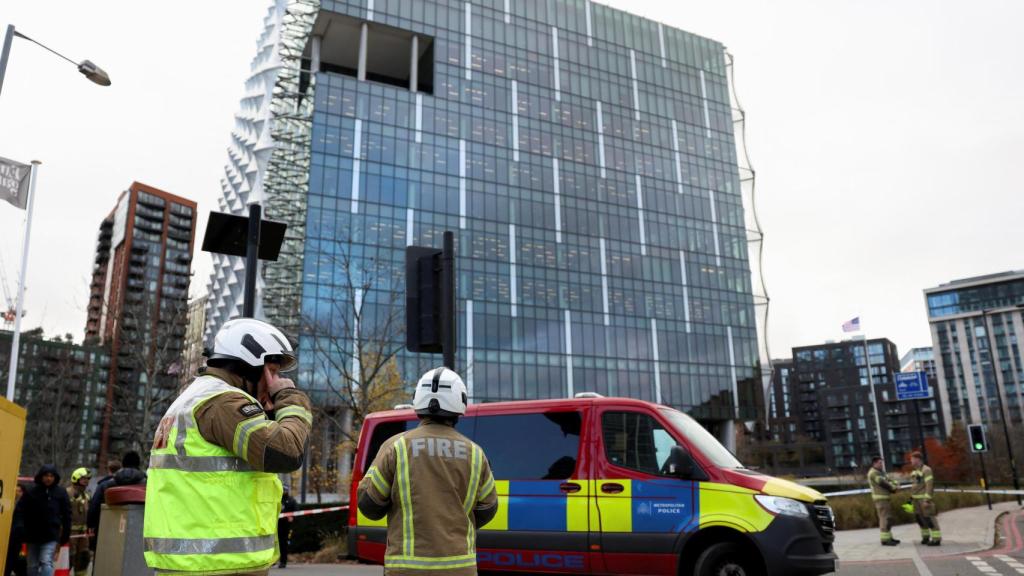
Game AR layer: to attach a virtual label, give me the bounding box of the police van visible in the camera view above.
[348,394,837,576]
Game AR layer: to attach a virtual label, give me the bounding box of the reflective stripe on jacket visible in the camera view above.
[868,467,895,501]
[143,375,281,574]
[911,465,935,500]
[359,419,498,575]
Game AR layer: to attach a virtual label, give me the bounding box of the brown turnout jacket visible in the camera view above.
[357,418,498,576]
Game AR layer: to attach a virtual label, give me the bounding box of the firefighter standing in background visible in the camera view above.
[357,367,499,575]
[68,468,92,574]
[868,455,900,546]
[910,452,941,546]
[143,318,313,575]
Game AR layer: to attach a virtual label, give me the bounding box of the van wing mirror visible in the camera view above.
[667,445,706,481]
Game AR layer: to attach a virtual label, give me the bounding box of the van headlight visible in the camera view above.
[755,495,810,518]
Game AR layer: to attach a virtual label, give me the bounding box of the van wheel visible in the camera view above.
[692,542,761,576]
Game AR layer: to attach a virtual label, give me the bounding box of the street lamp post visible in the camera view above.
[980,307,1022,505]
[0,24,111,97]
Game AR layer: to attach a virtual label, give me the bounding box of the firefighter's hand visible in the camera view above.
[261,364,296,408]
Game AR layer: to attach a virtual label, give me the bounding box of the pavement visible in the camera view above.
[267,502,1024,575]
[834,501,1024,575]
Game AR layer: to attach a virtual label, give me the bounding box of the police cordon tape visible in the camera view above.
[822,485,1024,498]
[279,505,349,519]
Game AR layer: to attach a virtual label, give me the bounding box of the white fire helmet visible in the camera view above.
[413,367,468,417]
[207,318,297,372]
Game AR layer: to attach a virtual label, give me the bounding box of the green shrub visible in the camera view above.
[829,489,1015,531]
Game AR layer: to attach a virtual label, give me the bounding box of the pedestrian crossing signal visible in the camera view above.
[968,424,988,453]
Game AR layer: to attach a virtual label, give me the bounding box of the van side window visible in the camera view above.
[472,412,582,480]
[602,411,679,476]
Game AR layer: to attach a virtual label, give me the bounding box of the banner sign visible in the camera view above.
[0,156,31,210]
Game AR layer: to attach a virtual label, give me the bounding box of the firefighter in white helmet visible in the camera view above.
[357,367,498,575]
[144,318,313,575]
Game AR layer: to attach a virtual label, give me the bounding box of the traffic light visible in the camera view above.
[968,424,988,453]
[406,232,456,368]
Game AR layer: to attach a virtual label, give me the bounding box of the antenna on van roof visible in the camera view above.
[573,392,604,399]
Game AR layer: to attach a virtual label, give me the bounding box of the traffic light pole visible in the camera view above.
[441,231,456,370]
[243,203,261,318]
[978,452,992,511]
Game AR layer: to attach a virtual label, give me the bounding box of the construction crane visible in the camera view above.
[0,250,23,329]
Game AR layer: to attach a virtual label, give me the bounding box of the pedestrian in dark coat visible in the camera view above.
[277,486,298,568]
[86,451,146,551]
[22,465,71,576]
[5,483,28,576]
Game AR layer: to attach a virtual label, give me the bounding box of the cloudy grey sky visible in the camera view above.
[1,1,1022,360]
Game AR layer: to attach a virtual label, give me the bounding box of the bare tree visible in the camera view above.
[301,243,410,495]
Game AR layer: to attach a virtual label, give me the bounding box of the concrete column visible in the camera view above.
[311,35,322,73]
[357,22,368,81]
[720,419,736,454]
[409,35,419,92]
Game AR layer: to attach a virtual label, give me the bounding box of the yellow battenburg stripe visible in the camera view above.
[566,479,592,532]
[596,479,632,533]
[480,480,509,531]
[698,482,774,532]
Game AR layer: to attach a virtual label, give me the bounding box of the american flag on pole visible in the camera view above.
[842,317,861,333]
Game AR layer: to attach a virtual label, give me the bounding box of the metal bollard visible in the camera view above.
[93,485,153,575]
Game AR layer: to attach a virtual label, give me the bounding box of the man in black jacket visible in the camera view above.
[86,451,146,551]
[5,483,27,576]
[22,465,70,576]
[277,486,298,568]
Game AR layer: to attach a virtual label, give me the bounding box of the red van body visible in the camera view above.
[348,396,836,575]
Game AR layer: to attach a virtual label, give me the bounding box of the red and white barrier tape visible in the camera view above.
[280,505,349,519]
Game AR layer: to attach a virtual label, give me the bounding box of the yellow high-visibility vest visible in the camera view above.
[143,376,281,574]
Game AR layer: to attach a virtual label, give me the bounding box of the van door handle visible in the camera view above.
[559,482,581,494]
[601,483,624,494]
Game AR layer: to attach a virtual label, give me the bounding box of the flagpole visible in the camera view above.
[861,332,887,470]
[5,160,40,400]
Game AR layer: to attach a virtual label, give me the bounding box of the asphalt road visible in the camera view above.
[836,508,1024,576]
[273,509,1024,576]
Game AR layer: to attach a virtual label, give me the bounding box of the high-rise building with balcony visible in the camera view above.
[1,328,109,474]
[900,346,937,387]
[206,0,765,446]
[925,271,1024,434]
[767,338,943,472]
[84,182,197,463]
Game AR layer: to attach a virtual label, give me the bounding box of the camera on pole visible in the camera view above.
[406,231,456,369]
[201,205,287,318]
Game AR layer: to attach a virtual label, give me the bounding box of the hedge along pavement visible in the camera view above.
[284,504,350,554]
[828,488,1018,531]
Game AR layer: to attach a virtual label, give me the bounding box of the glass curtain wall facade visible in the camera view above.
[271,0,760,427]
[925,271,1024,434]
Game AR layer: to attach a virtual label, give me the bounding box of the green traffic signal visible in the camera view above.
[975,442,984,450]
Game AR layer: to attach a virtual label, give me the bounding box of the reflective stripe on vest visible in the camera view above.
[144,376,281,573]
[145,534,276,555]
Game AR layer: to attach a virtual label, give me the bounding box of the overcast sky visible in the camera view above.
[1,1,1022,361]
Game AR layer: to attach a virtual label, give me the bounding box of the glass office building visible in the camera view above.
[209,0,762,437]
[925,271,1024,433]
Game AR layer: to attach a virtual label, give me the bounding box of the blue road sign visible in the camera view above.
[895,371,932,401]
